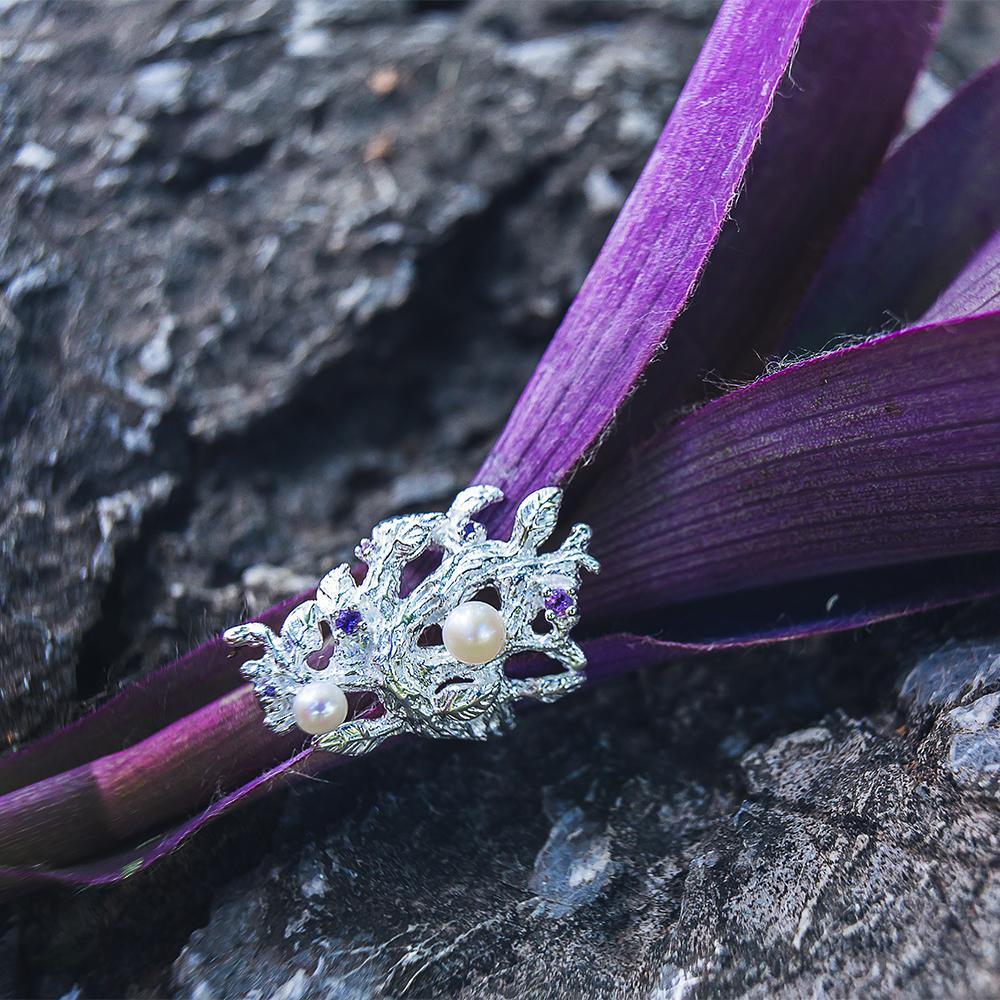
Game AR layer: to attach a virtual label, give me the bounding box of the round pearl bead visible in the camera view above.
[442,600,507,665]
[292,681,349,735]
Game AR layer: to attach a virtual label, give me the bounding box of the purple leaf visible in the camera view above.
[0,687,300,872]
[474,0,813,505]
[0,590,311,796]
[582,312,1000,620]
[922,228,1000,324]
[0,694,392,896]
[635,0,943,412]
[598,553,1000,651]
[787,63,1000,349]
[476,0,941,511]
[0,745,317,897]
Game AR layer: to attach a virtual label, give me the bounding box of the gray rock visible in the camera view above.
[527,803,616,919]
[938,692,1000,794]
[899,639,1000,713]
[133,60,191,114]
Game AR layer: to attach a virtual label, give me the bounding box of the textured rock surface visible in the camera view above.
[2,1,1000,997]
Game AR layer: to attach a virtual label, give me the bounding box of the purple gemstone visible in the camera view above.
[263,685,277,697]
[462,522,477,539]
[335,608,363,635]
[544,588,575,617]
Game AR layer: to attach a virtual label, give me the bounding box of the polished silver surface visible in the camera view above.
[224,486,599,755]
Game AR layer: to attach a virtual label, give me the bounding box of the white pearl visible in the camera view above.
[442,600,507,665]
[292,681,349,735]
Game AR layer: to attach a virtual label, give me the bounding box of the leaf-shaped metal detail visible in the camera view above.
[316,717,404,756]
[316,564,357,616]
[510,486,563,549]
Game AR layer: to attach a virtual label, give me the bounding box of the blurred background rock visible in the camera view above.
[1,1,999,996]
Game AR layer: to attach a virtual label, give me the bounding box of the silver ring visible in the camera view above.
[224,485,599,755]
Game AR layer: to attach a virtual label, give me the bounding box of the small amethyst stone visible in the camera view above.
[334,608,363,635]
[263,685,277,698]
[544,588,575,617]
[462,522,477,540]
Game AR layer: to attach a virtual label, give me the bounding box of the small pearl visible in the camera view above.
[292,681,349,735]
[442,600,506,665]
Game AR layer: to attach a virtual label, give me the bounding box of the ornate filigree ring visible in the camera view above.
[224,486,599,756]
